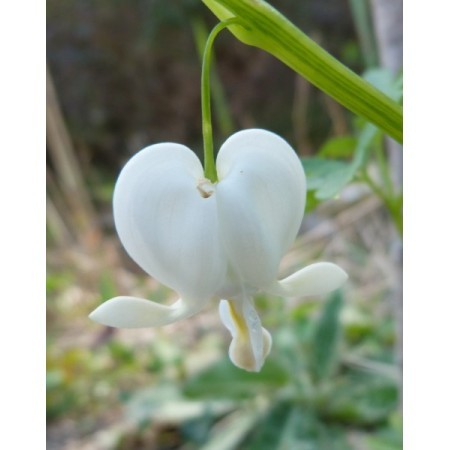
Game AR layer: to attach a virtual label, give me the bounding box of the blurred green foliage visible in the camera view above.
[124,290,400,449]
[47,259,401,448]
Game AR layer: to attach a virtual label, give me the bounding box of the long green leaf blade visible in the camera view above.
[203,0,403,143]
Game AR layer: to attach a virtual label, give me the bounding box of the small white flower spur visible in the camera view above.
[90,129,347,372]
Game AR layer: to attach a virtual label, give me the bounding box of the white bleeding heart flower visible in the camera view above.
[89,129,347,372]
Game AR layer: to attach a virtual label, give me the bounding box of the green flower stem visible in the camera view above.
[361,171,403,236]
[348,0,378,68]
[202,19,241,182]
[193,18,234,138]
[203,0,403,143]
[374,142,395,198]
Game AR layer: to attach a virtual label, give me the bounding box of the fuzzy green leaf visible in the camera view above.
[310,291,343,381]
[183,358,290,399]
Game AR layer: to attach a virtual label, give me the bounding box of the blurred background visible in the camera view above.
[47,0,403,449]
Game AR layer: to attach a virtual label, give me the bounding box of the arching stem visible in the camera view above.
[202,18,241,182]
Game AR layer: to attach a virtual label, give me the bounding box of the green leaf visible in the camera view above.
[365,413,402,450]
[183,358,290,400]
[244,402,350,450]
[304,122,380,200]
[310,291,343,382]
[322,374,399,426]
[304,189,321,212]
[303,158,353,200]
[125,384,234,425]
[363,68,403,101]
[202,0,402,142]
[243,401,295,450]
[348,0,378,68]
[318,136,357,159]
[351,123,381,169]
[366,433,402,450]
[198,408,263,450]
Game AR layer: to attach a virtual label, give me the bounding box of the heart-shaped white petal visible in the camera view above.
[113,143,227,304]
[268,262,348,297]
[215,129,306,290]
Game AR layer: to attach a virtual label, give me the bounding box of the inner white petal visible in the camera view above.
[219,297,272,372]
